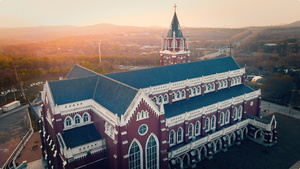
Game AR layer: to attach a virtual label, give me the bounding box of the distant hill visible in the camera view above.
[284,20,300,27]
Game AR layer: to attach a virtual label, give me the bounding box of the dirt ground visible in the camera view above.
[195,113,300,169]
[15,132,42,166]
[0,137,21,167]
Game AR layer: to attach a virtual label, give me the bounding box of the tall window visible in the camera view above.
[172,40,176,48]
[83,114,89,122]
[177,91,180,99]
[211,116,216,130]
[220,112,224,125]
[172,93,175,100]
[177,128,183,143]
[233,108,238,120]
[152,97,157,103]
[188,124,194,137]
[146,136,158,169]
[238,106,243,118]
[180,39,184,48]
[195,121,201,136]
[169,130,175,145]
[166,40,169,50]
[225,110,230,123]
[75,115,80,124]
[193,88,196,95]
[66,117,72,126]
[129,141,141,169]
[205,118,210,131]
[208,84,211,91]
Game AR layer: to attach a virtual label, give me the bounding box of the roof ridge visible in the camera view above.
[99,74,139,91]
[93,76,100,99]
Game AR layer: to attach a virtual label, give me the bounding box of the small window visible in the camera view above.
[193,88,196,95]
[83,114,89,122]
[188,124,194,137]
[181,90,185,98]
[164,94,168,102]
[172,93,175,100]
[169,130,175,145]
[152,97,157,103]
[158,96,163,103]
[75,116,80,124]
[66,117,72,126]
[197,87,200,94]
[177,128,183,143]
[177,91,180,99]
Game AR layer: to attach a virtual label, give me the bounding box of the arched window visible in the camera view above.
[129,141,142,169]
[233,107,238,120]
[75,115,80,124]
[193,88,196,95]
[212,83,215,90]
[146,135,158,169]
[166,40,170,50]
[211,116,216,130]
[220,112,224,125]
[181,90,185,98]
[177,127,183,143]
[83,113,89,122]
[164,94,168,102]
[164,60,167,66]
[168,60,171,65]
[189,89,192,96]
[204,85,207,92]
[205,117,210,131]
[65,117,72,126]
[180,39,184,48]
[238,106,243,118]
[224,80,227,86]
[238,77,241,83]
[158,95,163,103]
[172,40,176,48]
[195,121,201,136]
[220,81,223,88]
[225,110,230,123]
[172,93,175,100]
[177,91,180,99]
[207,84,211,91]
[197,87,201,94]
[188,124,194,137]
[152,97,157,103]
[169,130,175,145]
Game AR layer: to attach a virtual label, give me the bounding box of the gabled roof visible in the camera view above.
[60,124,102,148]
[164,84,254,118]
[105,57,240,89]
[48,74,138,116]
[167,12,183,38]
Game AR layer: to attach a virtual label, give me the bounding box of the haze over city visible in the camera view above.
[1,0,300,28]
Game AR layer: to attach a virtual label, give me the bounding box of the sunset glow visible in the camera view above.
[0,0,300,28]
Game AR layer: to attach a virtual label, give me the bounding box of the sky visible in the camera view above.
[0,0,299,28]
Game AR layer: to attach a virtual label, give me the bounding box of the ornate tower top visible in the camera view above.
[167,4,183,38]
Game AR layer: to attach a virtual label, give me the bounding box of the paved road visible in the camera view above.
[261,100,300,119]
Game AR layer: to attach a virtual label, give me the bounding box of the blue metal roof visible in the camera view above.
[48,75,138,116]
[48,76,98,105]
[60,124,102,148]
[167,12,183,38]
[105,57,240,89]
[164,84,254,118]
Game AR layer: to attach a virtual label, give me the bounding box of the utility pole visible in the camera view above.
[98,42,101,63]
[14,66,26,101]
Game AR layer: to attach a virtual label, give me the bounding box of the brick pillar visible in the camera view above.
[206,142,213,159]
[168,91,173,104]
[216,110,221,131]
[227,77,231,88]
[222,135,228,152]
[185,86,190,100]
[159,114,169,169]
[184,120,189,143]
[257,97,262,117]
[230,105,234,125]
[215,80,219,92]
[201,115,206,136]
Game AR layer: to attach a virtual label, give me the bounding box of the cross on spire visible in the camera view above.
[174,4,177,13]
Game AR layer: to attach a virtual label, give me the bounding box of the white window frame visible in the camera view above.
[177,127,183,143]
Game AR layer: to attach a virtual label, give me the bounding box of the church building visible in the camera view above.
[39,6,277,169]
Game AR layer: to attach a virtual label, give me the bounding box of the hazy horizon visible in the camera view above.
[0,0,300,28]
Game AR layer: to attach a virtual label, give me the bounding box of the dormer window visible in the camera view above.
[137,110,149,121]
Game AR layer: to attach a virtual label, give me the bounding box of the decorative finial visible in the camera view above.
[174,4,177,13]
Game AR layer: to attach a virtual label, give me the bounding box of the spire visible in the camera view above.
[167,5,183,38]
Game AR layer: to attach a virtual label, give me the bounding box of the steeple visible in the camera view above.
[159,4,190,66]
[167,4,183,38]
